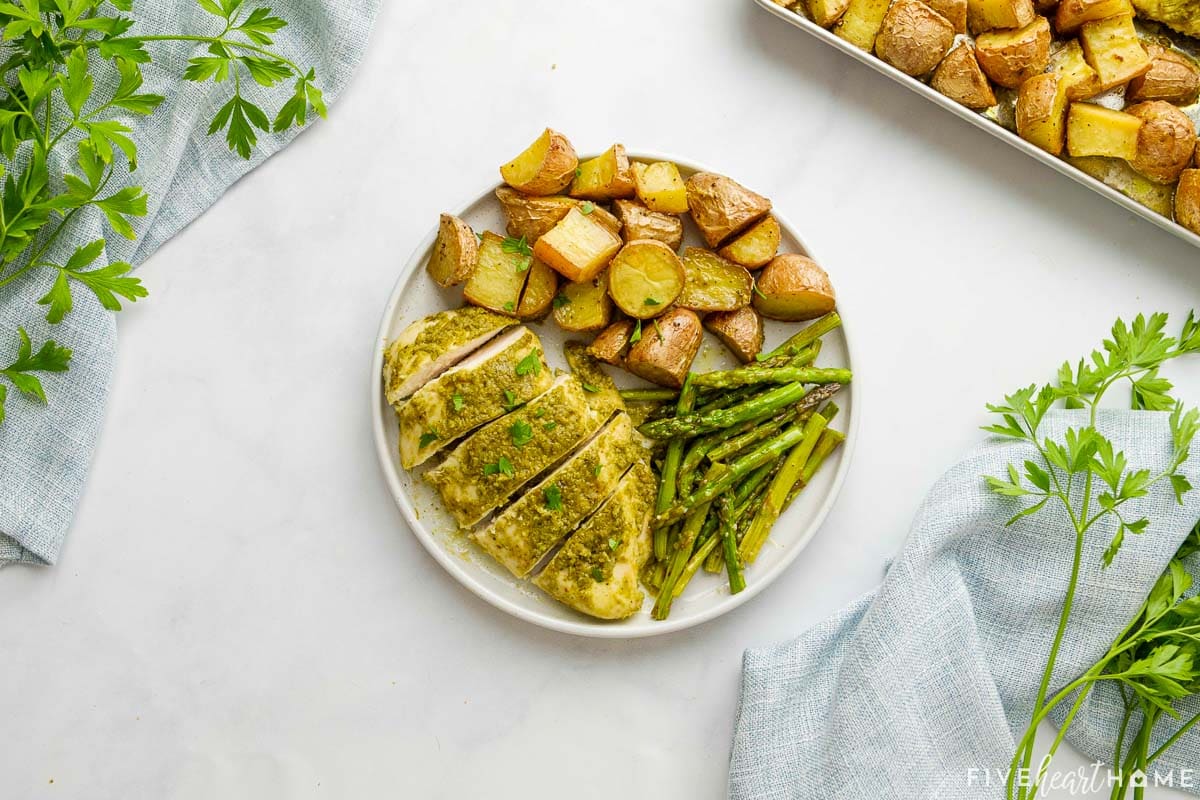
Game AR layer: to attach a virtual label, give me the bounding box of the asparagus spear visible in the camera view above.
[674,522,722,596]
[707,385,841,463]
[640,382,808,440]
[620,388,679,402]
[691,366,851,390]
[654,464,725,619]
[740,413,830,563]
[783,428,846,509]
[719,496,746,594]
[755,341,820,370]
[757,312,841,362]
[653,375,697,560]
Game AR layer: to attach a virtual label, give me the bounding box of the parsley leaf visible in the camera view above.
[593,463,602,477]
[608,537,620,551]
[510,420,533,447]
[581,382,600,393]
[502,389,519,411]
[502,235,532,257]
[483,456,515,477]
[590,566,604,582]
[643,297,660,307]
[543,421,558,432]
[503,301,515,313]
[0,328,72,421]
[452,394,465,412]
[418,430,439,449]
[630,320,643,345]
[544,484,563,511]
[552,294,570,310]
[580,201,595,215]
[515,350,542,376]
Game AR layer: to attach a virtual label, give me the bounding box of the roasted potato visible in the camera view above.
[1049,39,1103,100]
[570,144,637,201]
[553,271,614,333]
[677,247,754,312]
[927,0,968,32]
[631,161,689,214]
[975,16,1052,88]
[875,0,956,76]
[1054,0,1132,33]
[718,215,782,269]
[425,213,478,288]
[516,258,558,320]
[1126,45,1200,105]
[1079,14,1151,89]
[931,43,998,109]
[1066,102,1142,159]
[809,0,851,26]
[967,0,1036,33]
[533,206,623,282]
[463,232,528,316]
[834,0,892,49]
[752,254,837,321]
[624,308,703,389]
[1017,73,1069,154]
[608,241,686,319]
[500,128,578,196]
[1175,169,1200,235]
[495,187,619,242]
[588,319,636,365]
[1126,101,1197,183]
[685,172,772,248]
[612,200,683,250]
[704,306,765,364]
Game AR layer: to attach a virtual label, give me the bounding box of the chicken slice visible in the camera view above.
[382,306,512,407]
[398,327,551,468]
[533,459,655,620]
[563,341,626,420]
[1132,0,1200,36]
[473,412,638,577]
[425,375,603,527]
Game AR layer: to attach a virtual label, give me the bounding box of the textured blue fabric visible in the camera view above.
[729,410,1200,799]
[0,1,379,566]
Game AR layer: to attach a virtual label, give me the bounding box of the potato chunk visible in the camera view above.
[676,247,754,312]
[533,207,623,282]
[1126,46,1200,105]
[1079,14,1151,89]
[809,0,851,26]
[612,200,683,250]
[1054,0,1131,33]
[462,232,529,316]
[967,0,1035,33]
[553,271,614,333]
[608,241,686,319]
[833,0,892,49]
[704,306,765,364]
[588,320,636,365]
[1066,102,1142,159]
[718,215,781,269]
[495,187,619,242]
[752,254,836,322]
[570,144,636,201]
[685,172,772,248]
[631,161,689,214]
[516,258,558,320]
[931,43,998,109]
[875,0,956,76]
[1050,39,1103,100]
[624,308,703,388]
[1016,72,1069,155]
[1126,101,1197,183]
[1175,169,1200,235]
[425,213,478,288]
[976,17,1052,88]
[927,0,968,31]
[500,128,578,196]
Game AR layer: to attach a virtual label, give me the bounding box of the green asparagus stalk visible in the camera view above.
[719,496,747,594]
[695,384,757,413]
[675,522,722,595]
[707,384,841,463]
[654,464,725,619]
[756,341,820,370]
[757,312,841,362]
[691,366,851,390]
[640,382,808,440]
[653,375,697,560]
[783,428,845,509]
[620,388,679,402]
[740,413,829,564]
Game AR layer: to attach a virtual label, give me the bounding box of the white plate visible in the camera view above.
[751,0,1200,252]
[370,151,859,638]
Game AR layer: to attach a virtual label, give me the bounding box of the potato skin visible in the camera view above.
[927,0,968,32]
[975,16,1052,88]
[500,128,578,196]
[425,213,478,288]
[704,306,765,364]
[1126,46,1200,105]
[495,187,619,242]
[624,308,703,389]
[569,144,637,201]
[588,320,635,365]
[931,43,997,109]
[753,254,837,322]
[718,215,782,269]
[684,172,772,248]
[612,200,683,250]
[1175,169,1200,235]
[1054,0,1131,34]
[1016,72,1068,155]
[875,0,956,76]
[1126,101,1197,183]
[967,0,1036,34]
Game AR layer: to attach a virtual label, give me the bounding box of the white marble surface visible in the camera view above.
[2,0,1200,797]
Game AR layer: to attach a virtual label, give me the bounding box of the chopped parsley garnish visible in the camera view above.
[590,566,604,582]
[515,256,532,273]
[753,278,768,300]
[515,350,541,376]
[502,389,519,410]
[643,297,660,306]
[544,484,563,511]
[580,201,595,215]
[510,420,533,447]
[629,319,642,344]
[653,318,664,342]
[574,166,582,179]
[608,537,620,551]
[502,235,532,256]
[593,463,602,477]
[418,430,439,449]
[451,394,465,412]
[543,421,557,432]
[503,301,515,312]
[483,456,514,477]
[552,294,570,310]
[581,382,600,393]
[534,407,546,418]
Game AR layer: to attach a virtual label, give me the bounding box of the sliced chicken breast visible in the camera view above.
[382,306,512,407]
[473,412,638,578]
[533,459,655,620]
[398,327,551,468]
[426,375,603,527]
[563,342,626,420]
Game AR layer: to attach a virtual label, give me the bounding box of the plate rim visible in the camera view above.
[369,149,861,638]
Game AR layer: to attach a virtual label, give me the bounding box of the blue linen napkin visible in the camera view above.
[0,1,380,566]
[729,409,1200,798]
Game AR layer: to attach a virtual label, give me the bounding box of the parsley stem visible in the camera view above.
[63,36,306,76]
[1148,708,1200,762]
